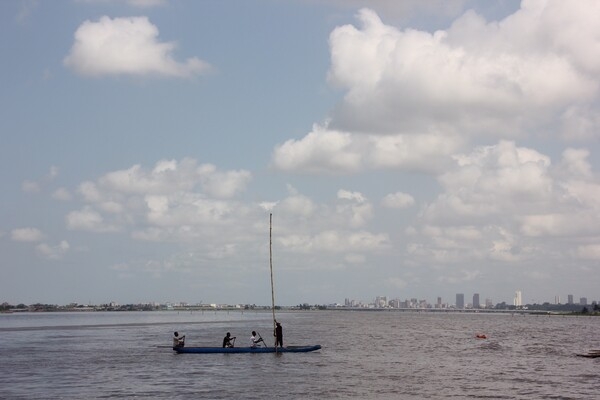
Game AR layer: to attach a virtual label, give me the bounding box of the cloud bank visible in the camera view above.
[273,1,600,175]
[268,1,600,297]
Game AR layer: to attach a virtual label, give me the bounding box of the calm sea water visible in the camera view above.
[1,310,598,399]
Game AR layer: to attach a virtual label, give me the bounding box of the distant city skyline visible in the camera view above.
[344,289,597,309]
[2,289,597,309]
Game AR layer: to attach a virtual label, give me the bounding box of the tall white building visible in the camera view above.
[513,290,522,307]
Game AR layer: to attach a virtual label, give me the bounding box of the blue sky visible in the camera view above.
[1,0,599,306]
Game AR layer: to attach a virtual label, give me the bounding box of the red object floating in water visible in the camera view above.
[475,334,487,339]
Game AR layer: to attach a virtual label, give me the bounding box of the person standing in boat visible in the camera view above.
[274,321,283,348]
[173,331,185,348]
[250,331,263,348]
[222,332,236,348]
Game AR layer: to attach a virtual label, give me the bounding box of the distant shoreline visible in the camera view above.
[2,306,598,316]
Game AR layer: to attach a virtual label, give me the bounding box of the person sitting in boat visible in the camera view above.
[250,331,263,348]
[173,331,185,348]
[222,332,236,348]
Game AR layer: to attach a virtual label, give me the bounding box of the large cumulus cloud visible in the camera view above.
[273,1,600,176]
[328,4,600,138]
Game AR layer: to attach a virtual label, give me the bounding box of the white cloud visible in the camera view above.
[66,159,255,240]
[259,202,278,212]
[520,213,600,237]
[78,181,103,202]
[143,193,234,228]
[11,228,44,242]
[66,207,120,233]
[278,192,316,218]
[336,190,372,228]
[64,16,211,78]
[272,125,363,174]
[110,176,391,269]
[366,133,463,170]
[272,123,460,174]
[382,192,415,209]
[36,241,70,260]
[326,4,600,139]
[337,189,366,203]
[424,141,553,222]
[200,170,252,199]
[91,158,250,198]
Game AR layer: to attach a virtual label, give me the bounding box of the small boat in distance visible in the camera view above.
[174,345,322,354]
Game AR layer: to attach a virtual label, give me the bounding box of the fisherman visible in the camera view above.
[222,332,236,348]
[250,331,263,348]
[274,321,283,348]
[173,331,185,348]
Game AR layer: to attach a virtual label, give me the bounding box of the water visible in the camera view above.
[1,310,598,399]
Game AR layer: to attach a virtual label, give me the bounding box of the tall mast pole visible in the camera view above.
[269,213,276,343]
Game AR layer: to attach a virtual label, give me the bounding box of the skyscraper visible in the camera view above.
[514,290,522,307]
[456,293,464,309]
[568,295,574,304]
[473,293,480,309]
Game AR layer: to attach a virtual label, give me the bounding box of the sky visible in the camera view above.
[1,0,599,307]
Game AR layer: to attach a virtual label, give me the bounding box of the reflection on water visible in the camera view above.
[1,311,598,399]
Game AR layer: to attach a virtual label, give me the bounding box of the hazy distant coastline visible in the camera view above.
[2,301,598,315]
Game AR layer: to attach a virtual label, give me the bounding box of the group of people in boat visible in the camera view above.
[173,321,284,349]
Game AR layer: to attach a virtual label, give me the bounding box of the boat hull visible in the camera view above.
[577,353,600,358]
[174,345,321,354]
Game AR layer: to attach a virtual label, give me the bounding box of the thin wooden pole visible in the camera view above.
[269,213,276,345]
